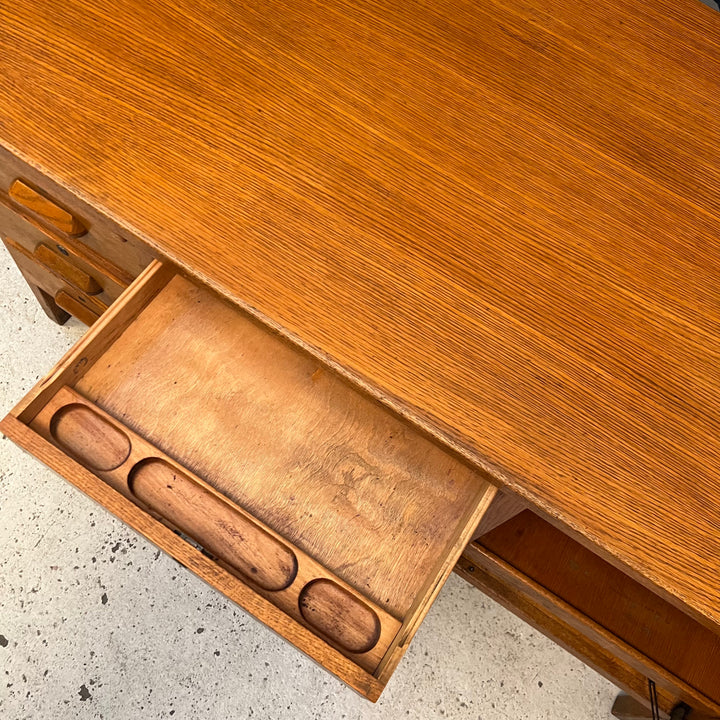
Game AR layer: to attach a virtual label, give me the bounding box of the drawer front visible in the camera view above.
[8,178,87,237]
[0,196,133,295]
[0,145,155,279]
[0,261,497,700]
[456,512,720,716]
[3,236,109,325]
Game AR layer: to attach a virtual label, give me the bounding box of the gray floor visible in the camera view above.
[0,248,622,719]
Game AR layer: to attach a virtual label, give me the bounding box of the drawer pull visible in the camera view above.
[1,236,107,326]
[9,179,86,237]
[128,458,298,592]
[299,579,381,654]
[50,404,132,472]
[35,244,102,294]
[54,290,103,326]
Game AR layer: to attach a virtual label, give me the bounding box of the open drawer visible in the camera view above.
[0,260,496,700]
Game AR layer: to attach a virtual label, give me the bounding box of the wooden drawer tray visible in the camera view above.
[1,260,496,700]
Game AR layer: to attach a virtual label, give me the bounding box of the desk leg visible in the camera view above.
[27,282,71,325]
[2,236,70,325]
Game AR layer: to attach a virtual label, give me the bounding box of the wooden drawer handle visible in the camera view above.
[54,289,103,325]
[35,244,102,294]
[9,179,86,237]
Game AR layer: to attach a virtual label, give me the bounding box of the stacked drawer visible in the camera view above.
[0,147,155,325]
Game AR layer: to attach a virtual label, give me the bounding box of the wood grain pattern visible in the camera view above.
[0,190,133,291]
[51,401,132,470]
[299,580,381,655]
[75,273,492,619]
[34,244,103,294]
[1,236,70,324]
[471,511,720,707]
[53,289,103,326]
[454,550,720,717]
[31,386,403,673]
[0,147,156,282]
[1,225,125,317]
[12,260,175,423]
[2,236,108,325]
[129,457,300,593]
[9,179,86,236]
[472,490,526,540]
[1,0,719,636]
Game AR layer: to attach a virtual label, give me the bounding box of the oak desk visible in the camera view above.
[1,0,719,714]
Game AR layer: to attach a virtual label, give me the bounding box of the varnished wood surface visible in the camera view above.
[472,490,526,540]
[1,237,108,325]
[0,147,157,283]
[1,0,720,631]
[33,244,103,295]
[8,179,86,237]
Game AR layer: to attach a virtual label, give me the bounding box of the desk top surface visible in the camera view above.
[2,0,720,630]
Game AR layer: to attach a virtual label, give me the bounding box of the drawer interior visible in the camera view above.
[469,510,720,707]
[1,260,496,700]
